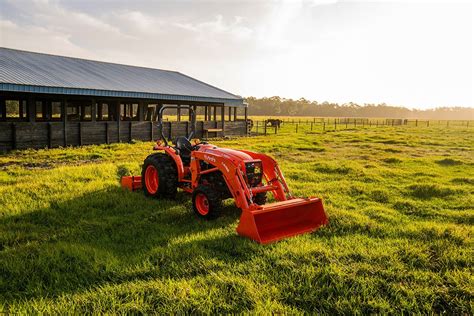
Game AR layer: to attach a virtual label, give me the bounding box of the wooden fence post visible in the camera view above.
[150,121,153,141]
[47,122,52,148]
[311,122,313,131]
[79,122,83,146]
[106,122,110,144]
[296,124,298,133]
[11,123,17,150]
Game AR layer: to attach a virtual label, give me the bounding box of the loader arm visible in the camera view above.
[238,150,290,201]
[191,150,253,210]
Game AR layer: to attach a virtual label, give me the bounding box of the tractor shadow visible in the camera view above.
[0,186,261,304]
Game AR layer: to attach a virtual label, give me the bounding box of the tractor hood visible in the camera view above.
[201,146,255,163]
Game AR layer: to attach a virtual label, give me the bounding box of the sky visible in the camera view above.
[0,0,472,109]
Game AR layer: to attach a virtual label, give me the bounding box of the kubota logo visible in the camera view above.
[204,155,216,163]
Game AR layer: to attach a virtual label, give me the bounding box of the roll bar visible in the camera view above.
[156,105,196,146]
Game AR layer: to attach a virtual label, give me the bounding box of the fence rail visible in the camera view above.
[249,117,472,136]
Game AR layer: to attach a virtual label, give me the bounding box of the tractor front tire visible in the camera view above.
[192,186,222,219]
[141,153,177,198]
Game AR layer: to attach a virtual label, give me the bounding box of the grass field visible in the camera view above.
[1,125,473,313]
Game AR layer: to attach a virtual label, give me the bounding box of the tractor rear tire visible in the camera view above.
[192,185,222,219]
[254,192,267,205]
[141,153,177,199]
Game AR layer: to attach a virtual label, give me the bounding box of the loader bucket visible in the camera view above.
[236,197,328,244]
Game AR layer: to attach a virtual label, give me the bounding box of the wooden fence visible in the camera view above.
[250,118,472,136]
[0,120,247,151]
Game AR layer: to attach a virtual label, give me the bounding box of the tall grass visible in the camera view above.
[0,126,472,313]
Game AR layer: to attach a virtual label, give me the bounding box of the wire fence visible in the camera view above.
[248,117,472,136]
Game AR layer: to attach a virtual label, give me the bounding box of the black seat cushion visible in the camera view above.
[175,136,192,158]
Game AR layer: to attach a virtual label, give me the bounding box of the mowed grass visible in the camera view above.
[0,125,473,313]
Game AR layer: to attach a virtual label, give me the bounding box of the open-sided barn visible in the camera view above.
[0,47,248,151]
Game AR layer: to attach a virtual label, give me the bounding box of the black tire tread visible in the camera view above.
[192,185,222,219]
[141,153,178,198]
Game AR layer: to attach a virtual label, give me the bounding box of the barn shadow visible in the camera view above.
[0,186,261,303]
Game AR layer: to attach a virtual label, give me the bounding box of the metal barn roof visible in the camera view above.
[0,47,244,106]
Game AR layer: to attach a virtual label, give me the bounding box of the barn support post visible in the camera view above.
[97,103,103,120]
[221,105,225,136]
[0,98,5,119]
[204,106,208,121]
[117,101,121,142]
[228,106,232,121]
[62,98,67,146]
[177,104,181,122]
[27,97,35,123]
[213,106,217,121]
[129,103,133,118]
[91,98,96,122]
[233,107,237,121]
[138,101,144,121]
[192,105,197,122]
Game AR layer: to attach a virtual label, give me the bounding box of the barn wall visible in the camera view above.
[0,120,248,151]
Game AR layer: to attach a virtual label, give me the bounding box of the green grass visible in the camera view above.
[1,126,473,313]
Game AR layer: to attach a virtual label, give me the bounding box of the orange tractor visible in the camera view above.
[121,106,328,244]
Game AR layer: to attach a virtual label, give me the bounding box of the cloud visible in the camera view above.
[175,15,253,44]
[310,0,339,6]
[0,18,93,58]
[0,0,471,108]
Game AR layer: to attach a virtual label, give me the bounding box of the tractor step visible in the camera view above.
[237,197,328,244]
[121,176,142,191]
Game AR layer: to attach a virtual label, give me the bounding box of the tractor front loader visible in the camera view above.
[121,105,328,244]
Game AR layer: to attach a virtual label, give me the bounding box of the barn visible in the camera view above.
[0,47,248,151]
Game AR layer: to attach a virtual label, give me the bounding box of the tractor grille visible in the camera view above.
[245,161,263,187]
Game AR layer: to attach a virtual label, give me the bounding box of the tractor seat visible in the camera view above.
[175,136,193,163]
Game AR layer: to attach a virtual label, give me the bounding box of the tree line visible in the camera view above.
[246,96,474,120]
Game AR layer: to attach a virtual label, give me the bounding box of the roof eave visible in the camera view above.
[0,83,245,107]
